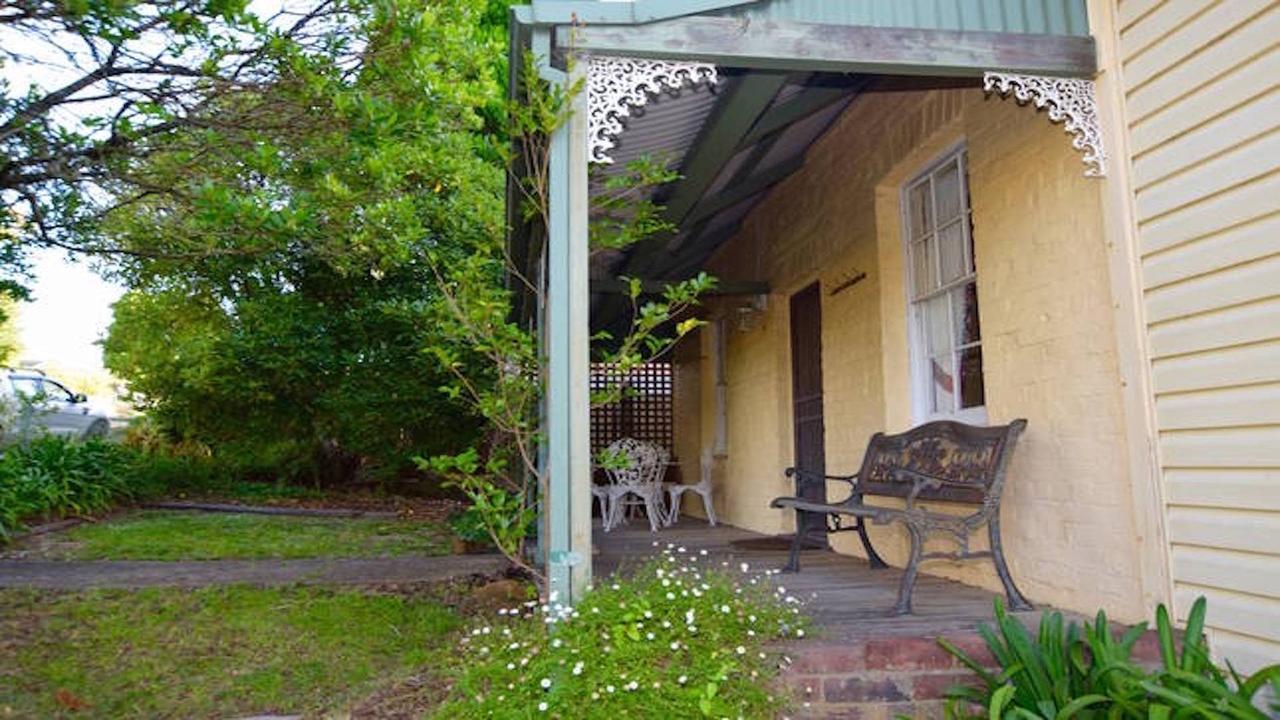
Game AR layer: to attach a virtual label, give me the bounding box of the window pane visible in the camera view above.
[935,161,962,222]
[958,345,985,409]
[9,378,39,398]
[908,181,932,239]
[929,354,955,414]
[924,294,951,356]
[912,237,937,294]
[952,282,982,346]
[938,220,967,284]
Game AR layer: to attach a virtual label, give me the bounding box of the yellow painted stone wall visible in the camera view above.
[697,86,1148,620]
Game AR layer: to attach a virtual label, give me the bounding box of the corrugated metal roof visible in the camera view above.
[590,70,865,329]
[706,0,1090,36]
[596,81,722,179]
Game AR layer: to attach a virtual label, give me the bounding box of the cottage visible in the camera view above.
[507,0,1280,688]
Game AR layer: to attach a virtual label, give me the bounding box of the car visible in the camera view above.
[0,368,112,441]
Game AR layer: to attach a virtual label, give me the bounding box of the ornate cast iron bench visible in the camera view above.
[770,419,1030,615]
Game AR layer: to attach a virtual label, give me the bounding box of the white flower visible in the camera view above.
[538,701,548,712]
[540,678,551,689]
[572,661,584,675]
[720,604,730,614]
[551,638,563,648]
[677,675,688,685]
[739,562,750,572]
[796,628,805,638]
[670,641,680,651]
[736,646,746,655]
[685,609,696,625]
[666,592,675,600]
[606,685,615,693]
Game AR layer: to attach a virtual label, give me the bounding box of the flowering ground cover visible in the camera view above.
[0,545,810,718]
[435,543,809,719]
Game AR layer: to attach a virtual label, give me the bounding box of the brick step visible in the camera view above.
[780,629,1166,719]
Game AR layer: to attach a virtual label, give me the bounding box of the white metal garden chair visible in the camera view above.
[665,448,717,527]
[600,438,668,533]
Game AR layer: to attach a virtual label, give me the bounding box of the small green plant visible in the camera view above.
[434,545,808,719]
[939,597,1280,719]
[1139,598,1280,718]
[447,504,495,545]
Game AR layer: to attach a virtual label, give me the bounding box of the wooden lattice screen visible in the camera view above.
[590,362,674,458]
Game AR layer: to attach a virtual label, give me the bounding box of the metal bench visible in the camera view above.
[770,419,1030,615]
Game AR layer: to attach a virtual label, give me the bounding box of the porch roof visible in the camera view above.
[506,0,1098,333]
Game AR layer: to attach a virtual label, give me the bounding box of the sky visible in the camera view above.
[16,251,124,371]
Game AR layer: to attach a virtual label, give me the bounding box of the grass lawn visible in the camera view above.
[0,585,460,719]
[39,510,452,560]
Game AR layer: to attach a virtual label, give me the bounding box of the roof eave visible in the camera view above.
[515,0,760,27]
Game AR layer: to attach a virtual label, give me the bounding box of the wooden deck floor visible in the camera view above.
[595,519,1048,642]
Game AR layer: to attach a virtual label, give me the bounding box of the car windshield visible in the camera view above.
[41,381,74,402]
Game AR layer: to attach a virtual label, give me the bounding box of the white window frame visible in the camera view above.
[901,145,987,424]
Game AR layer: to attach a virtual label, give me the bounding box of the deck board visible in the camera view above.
[595,519,1054,641]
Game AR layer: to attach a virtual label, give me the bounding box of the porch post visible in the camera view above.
[543,45,593,604]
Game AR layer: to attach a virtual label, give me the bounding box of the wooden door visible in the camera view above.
[789,283,828,539]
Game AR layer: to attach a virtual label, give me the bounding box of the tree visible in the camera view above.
[0,0,358,273]
[100,0,516,483]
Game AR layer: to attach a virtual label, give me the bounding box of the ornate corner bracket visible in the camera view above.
[983,72,1107,178]
[587,56,718,164]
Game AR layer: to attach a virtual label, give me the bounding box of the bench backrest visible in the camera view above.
[856,419,1027,505]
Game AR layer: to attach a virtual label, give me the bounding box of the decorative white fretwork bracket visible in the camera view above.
[587,56,718,164]
[983,72,1107,178]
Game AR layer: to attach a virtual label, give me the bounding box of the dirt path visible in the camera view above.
[0,553,506,590]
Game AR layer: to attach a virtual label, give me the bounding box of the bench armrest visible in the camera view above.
[784,467,862,505]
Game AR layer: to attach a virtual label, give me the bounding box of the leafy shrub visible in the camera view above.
[434,544,808,719]
[0,436,142,540]
[0,435,230,541]
[940,597,1280,719]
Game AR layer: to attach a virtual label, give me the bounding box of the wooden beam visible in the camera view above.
[544,59,592,604]
[684,153,804,224]
[664,223,750,279]
[740,80,863,147]
[560,16,1098,77]
[660,72,789,228]
[590,277,769,295]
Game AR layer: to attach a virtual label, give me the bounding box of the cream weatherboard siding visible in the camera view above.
[1116,0,1280,672]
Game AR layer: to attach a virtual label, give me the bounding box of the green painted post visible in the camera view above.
[541,42,592,605]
